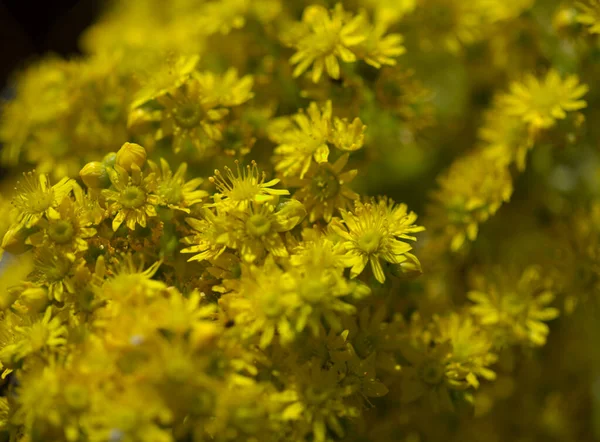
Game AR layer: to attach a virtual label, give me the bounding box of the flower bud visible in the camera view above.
[79,161,110,189]
[102,152,117,168]
[389,258,423,281]
[275,198,307,230]
[115,142,147,171]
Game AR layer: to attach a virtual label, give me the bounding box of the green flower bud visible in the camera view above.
[102,152,117,168]
[79,161,110,189]
[275,198,307,230]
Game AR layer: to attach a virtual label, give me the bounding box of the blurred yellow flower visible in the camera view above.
[501,70,588,130]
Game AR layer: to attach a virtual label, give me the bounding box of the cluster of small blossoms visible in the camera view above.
[282,3,405,83]
[0,140,427,442]
[426,69,588,253]
[0,0,600,441]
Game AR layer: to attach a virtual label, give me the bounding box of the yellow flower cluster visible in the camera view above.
[0,0,598,441]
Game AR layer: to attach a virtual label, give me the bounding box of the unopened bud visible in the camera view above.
[79,161,110,189]
[102,152,117,168]
[115,142,147,171]
[275,198,307,230]
[390,258,423,281]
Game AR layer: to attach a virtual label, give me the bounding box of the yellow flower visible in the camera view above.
[68,53,134,153]
[433,314,497,389]
[220,256,301,348]
[429,152,513,251]
[222,255,357,347]
[148,159,207,212]
[153,77,229,153]
[98,254,165,305]
[500,70,588,130]
[195,0,251,35]
[11,361,63,437]
[195,68,254,108]
[290,228,351,273]
[131,69,253,155]
[291,153,359,222]
[270,101,332,178]
[21,125,81,179]
[0,57,71,166]
[218,199,306,263]
[291,264,358,335]
[10,359,99,441]
[576,0,600,34]
[146,290,217,341]
[330,117,366,152]
[197,378,275,442]
[0,307,67,366]
[181,208,228,263]
[288,4,366,83]
[359,0,416,25]
[273,359,360,442]
[131,54,200,108]
[353,22,405,69]
[4,172,74,235]
[102,164,160,231]
[478,100,530,170]
[468,266,560,347]
[399,313,496,411]
[331,198,424,283]
[30,248,76,302]
[270,101,367,179]
[84,390,173,442]
[26,194,97,253]
[210,160,289,211]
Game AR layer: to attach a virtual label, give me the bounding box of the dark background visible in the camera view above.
[0,0,101,89]
[0,0,100,179]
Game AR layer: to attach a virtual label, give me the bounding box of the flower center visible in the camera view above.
[165,356,193,383]
[299,279,327,303]
[47,258,71,282]
[159,182,183,205]
[173,103,202,129]
[120,186,146,209]
[310,167,340,201]
[358,231,381,254]
[418,358,445,386]
[531,91,560,118]
[262,292,283,318]
[48,220,75,244]
[64,384,89,410]
[246,214,272,237]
